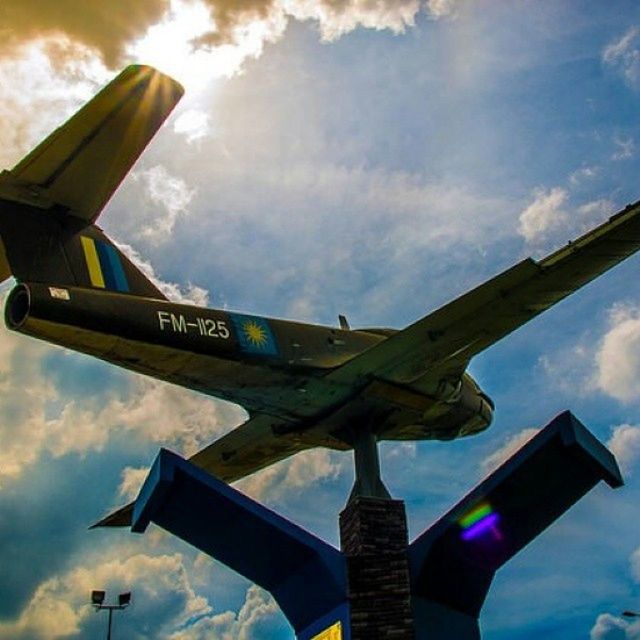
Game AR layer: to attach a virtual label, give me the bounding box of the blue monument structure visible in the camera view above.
[130,411,622,639]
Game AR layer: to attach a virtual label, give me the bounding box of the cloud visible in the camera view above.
[0,550,213,639]
[188,0,439,50]
[595,304,640,402]
[0,301,244,486]
[603,26,640,90]
[115,242,211,306]
[0,526,284,639]
[0,0,461,78]
[176,124,517,322]
[0,40,109,170]
[518,185,614,247]
[131,165,196,244]
[167,585,281,640]
[481,428,539,475]
[577,198,615,229]
[425,0,461,19]
[236,448,345,502]
[632,547,640,582]
[591,614,637,640]
[280,0,421,43]
[105,380,244,458]
[117,416,348,508]
[123,0,450,91]
[0,0,170,68]
[118,466,152,501]
[173,109,212,143]
[518,187,569,243]
[569,165,599,185]
[537,339,594,398]
[612,135,636,161]
[606,425,640,475]
[0,301,60,485]
[0,371,242,483]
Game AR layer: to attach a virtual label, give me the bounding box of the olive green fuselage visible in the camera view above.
[6,282,493,450]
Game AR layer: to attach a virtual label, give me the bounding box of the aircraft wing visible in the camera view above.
[0,65,183,222]
[94,411,317,527]
[329,199,640,386]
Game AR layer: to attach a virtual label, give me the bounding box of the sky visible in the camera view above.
[1,0,640,638]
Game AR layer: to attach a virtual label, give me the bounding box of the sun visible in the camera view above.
[128,0,218,92]
[243,321,268,347]
[128,0,277,94]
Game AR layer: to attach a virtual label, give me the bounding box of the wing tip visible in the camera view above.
[90,503,134,529]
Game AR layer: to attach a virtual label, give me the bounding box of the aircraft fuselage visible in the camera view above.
[5,281,494,449]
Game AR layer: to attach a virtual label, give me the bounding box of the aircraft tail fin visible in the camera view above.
[0,65,182,298]
[0,210,167,298]
[0,65,183,223]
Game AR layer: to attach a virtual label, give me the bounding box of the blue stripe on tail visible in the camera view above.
[95,240,129,293]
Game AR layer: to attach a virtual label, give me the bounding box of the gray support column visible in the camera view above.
[349,429,391,502]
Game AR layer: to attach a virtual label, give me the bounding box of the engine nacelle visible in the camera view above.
[425,373,493,440]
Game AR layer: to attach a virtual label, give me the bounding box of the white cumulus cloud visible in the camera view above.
[237,447,345,502]
[607,425,640,475]
[167,585,281,640]
[595,304,640,403]
[118,466,152,501]
[0,551,211,640]
[518,186,613,247]
[173,108,212,143]
[283,0,421,42]
[425,0,461,19]
[115,241,210,306]
[0,545,282,639]
[0,301,244,486]
[591,613,636,640]
[132,165,196,244]
[0,39,109,169]
[518,187,569,243]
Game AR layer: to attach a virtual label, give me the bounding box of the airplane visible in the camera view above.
[0,65,639,528]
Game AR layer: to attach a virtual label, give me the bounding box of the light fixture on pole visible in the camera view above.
[91,590,132,640]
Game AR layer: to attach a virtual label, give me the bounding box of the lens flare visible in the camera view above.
[459,502,502,541]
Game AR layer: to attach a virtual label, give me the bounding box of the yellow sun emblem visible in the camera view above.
[243,320,268,347]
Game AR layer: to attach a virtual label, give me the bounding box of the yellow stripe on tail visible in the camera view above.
[81,236,105,288]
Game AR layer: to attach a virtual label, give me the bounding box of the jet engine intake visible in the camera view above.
[5,283,30,329]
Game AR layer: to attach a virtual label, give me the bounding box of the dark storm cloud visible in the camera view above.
[0,0,170,66]
[0,0,432,67]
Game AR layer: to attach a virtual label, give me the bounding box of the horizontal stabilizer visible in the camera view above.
[0,65,183,222]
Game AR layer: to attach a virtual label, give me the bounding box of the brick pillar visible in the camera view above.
[339,497,414,639]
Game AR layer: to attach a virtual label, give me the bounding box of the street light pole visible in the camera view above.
[91,590,131,639]
[107,607,113,640]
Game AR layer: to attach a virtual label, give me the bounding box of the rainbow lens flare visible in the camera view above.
[459,503,502,541]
